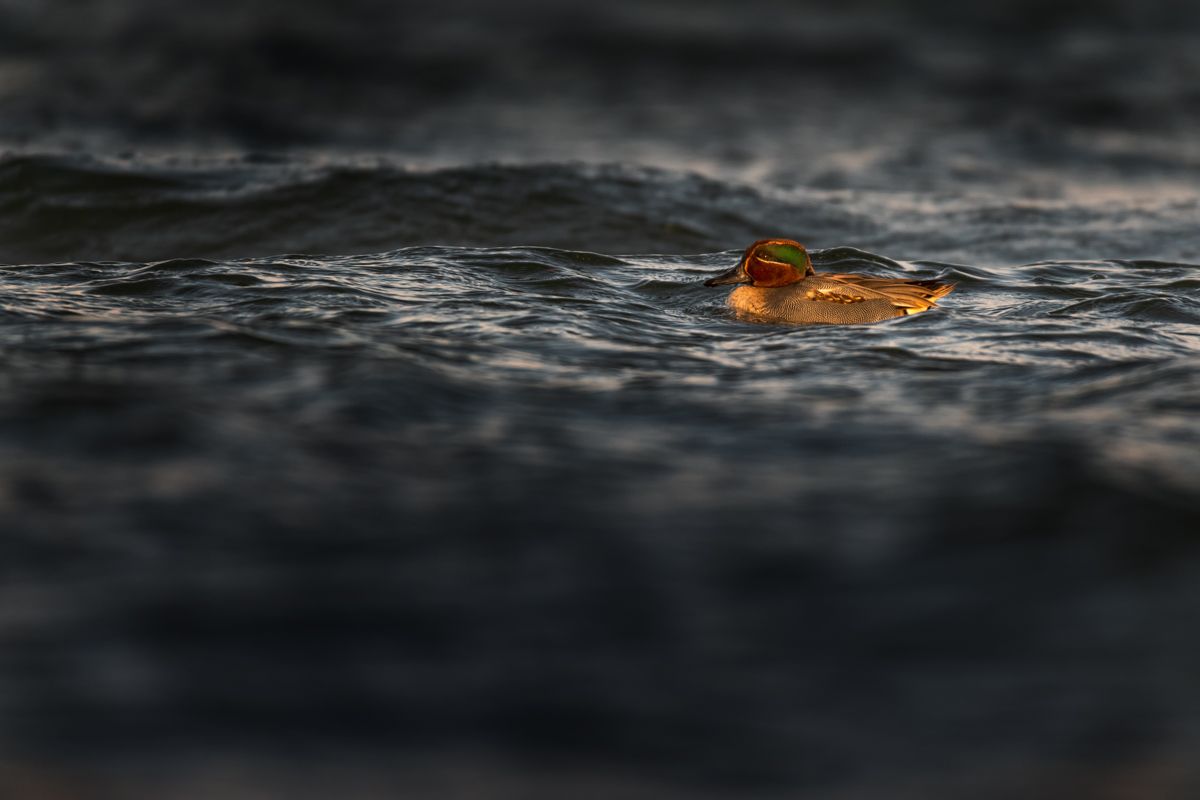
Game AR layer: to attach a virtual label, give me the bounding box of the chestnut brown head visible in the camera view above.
[704,239,814,288]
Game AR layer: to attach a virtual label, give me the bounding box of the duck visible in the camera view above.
[704,239,954,325]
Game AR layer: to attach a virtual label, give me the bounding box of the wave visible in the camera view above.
[0,154,874,265]
[6,153,1200,275]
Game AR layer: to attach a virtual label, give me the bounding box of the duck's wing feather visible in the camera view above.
[819,274,955,314]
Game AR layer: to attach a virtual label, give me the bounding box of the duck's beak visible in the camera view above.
[704,264,750,287]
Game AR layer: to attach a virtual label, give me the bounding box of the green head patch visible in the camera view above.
[758,242,812,275]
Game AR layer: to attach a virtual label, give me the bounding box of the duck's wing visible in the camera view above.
[819,274,955,315]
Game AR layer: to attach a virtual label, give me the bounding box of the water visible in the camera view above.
[4,0,1200,796]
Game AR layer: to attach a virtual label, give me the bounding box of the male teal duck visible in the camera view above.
[704,239,954,325]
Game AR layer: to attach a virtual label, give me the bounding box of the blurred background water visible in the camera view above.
[2,1,1200,797]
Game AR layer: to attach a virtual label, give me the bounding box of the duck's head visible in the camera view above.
[704,239,814,288]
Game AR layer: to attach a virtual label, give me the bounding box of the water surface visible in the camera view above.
[2,153,1199,797]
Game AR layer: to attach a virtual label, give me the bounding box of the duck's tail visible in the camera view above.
[909,278,956,301]
[895,279,955,315]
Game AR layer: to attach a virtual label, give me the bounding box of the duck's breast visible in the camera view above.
[728,286,901,325]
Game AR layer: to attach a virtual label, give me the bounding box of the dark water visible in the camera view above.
[3,1,1200,797]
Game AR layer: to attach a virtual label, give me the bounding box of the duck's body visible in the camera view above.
[728,273,954,325]
[704,239,954,325]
